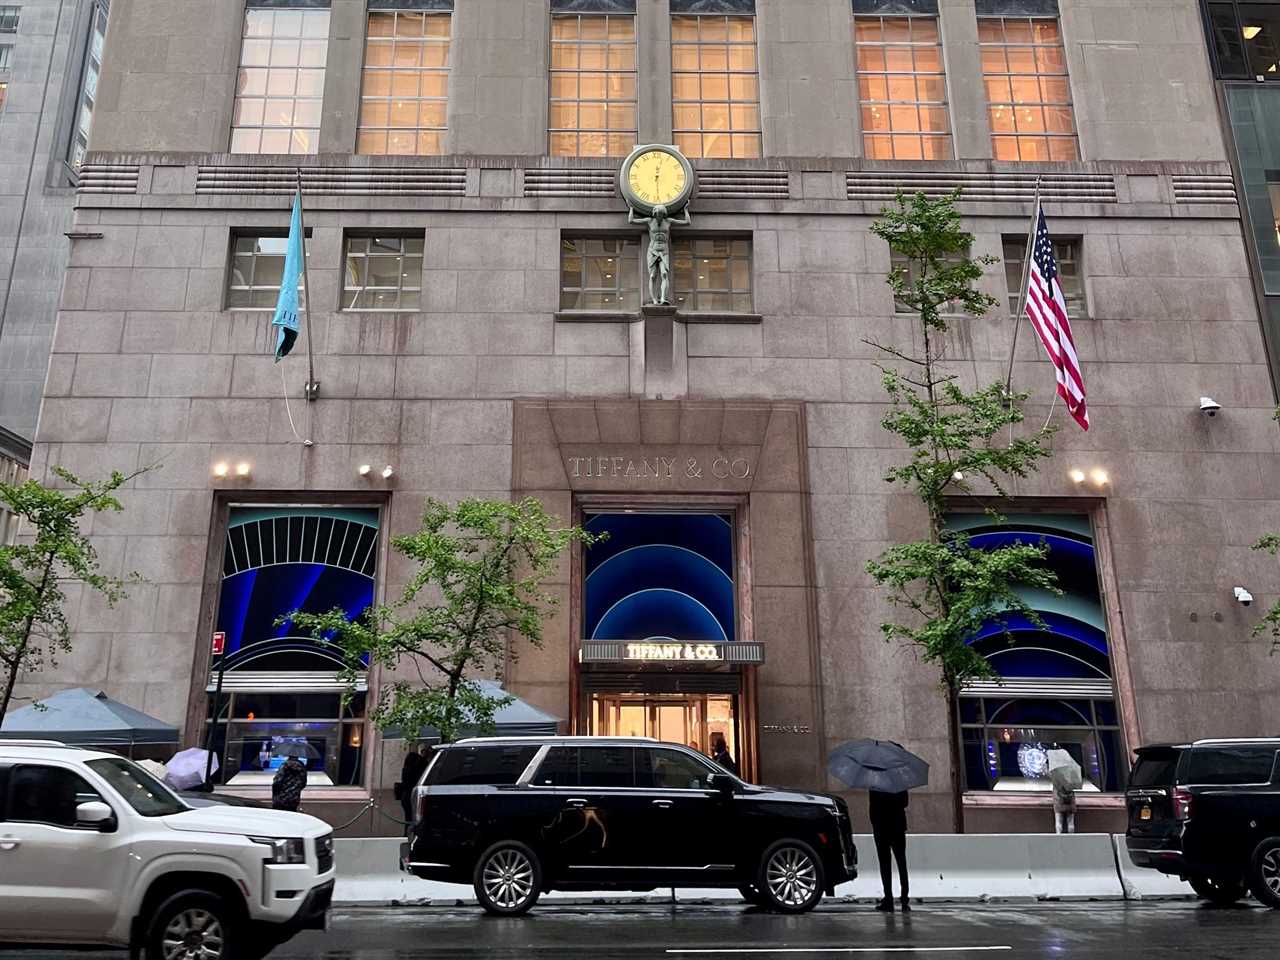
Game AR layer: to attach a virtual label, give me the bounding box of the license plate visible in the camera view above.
[1140,806,1152,821]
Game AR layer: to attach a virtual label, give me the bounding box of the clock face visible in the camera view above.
[626,149,689,208]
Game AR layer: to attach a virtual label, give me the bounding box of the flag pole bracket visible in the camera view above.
[304,380,320,402]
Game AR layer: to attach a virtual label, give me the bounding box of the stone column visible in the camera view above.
[940,0,993,160]
[638,0,674,144]
[319,0,366,154]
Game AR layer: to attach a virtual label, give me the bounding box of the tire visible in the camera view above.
[738,883,767,906]
[145,889,239,960]
[473,840,543,916]
[1247,837,1280,908]
[1189,874,1246,905]
[755,839,825,914]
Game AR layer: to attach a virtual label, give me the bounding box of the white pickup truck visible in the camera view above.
[0,740,335,960]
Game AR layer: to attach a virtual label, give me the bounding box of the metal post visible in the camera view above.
[203,653,225,786]
[296,168,319,402]
[1005,176,1042,396]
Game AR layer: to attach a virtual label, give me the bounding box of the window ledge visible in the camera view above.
[555,310,637,323]
[680,312,762,324]
[212,786,371,803]
[963,792,1125,809]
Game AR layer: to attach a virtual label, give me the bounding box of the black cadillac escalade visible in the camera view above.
[400,736,857,915]
[1126,738,1280,906]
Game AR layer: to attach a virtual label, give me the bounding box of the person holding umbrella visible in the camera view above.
[828,739,928,913]
[1046,746,1082,834]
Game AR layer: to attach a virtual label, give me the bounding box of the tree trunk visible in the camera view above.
[946,679,966,834]
[0,557,54,719]
[0,649,24,720]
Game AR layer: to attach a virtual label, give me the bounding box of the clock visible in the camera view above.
[618,144,696,216]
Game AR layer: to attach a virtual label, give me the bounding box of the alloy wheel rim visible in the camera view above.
[483,848,535,908]
[161,908,224,960]
[1263,848,1280,896]
[765,846,818,907]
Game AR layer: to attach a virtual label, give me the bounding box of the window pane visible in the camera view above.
[231,9,329,155]
[550,15,637,155]
[978,16,1077,162]
[670,14,759,158]
[580,747,636,787]
[639,749,714,790]
[357,13,450,155]
[855,16,951,160]
[533,746,579,786]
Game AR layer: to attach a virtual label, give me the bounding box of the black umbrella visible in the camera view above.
[828,739,929,793]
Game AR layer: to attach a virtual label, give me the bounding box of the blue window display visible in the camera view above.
[950,513,1124,794]
[207,507,378,787]
[583,512,735,643]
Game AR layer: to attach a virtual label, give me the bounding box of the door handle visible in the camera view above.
[566,798,588,808]
[0,837,19,851]
[652,799,673,809]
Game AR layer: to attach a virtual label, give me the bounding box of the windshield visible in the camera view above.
[87,757,188,817]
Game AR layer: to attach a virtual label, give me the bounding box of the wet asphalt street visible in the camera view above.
[4,901,1280,959]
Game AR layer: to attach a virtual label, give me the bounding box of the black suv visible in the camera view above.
[1126,739,1280,906]
[401,736,857,915]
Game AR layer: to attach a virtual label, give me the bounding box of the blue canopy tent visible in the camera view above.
[384,680,561,741]
[0,687,179,758]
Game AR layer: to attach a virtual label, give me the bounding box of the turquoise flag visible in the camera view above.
[271,190,303,362]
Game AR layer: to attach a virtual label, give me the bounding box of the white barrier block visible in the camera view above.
[1111,835,1193,900]
[1025,834,1124,899]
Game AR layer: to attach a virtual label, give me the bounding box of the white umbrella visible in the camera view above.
[166,748,217,790]
[1046,748,1083,791]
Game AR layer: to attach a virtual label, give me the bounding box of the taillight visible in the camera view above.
[1173,787,1193,821]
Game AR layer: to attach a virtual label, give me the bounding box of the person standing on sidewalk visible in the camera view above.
[398,743,428,825]
[272,754,308,812]
[870,789,910,912]
[1053,777,1077,834]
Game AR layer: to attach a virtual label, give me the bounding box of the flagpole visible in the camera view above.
[1005,176,1042,396]
[296,167,319,403]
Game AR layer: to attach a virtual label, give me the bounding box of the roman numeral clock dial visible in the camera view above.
[619,144,695,215]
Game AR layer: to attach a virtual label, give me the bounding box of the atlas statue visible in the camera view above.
[629,203,691,306]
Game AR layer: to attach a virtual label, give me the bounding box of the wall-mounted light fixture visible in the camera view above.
[1069,469,1086,484]
[381,465,394,479]
[358,464,372,477]
[1090,468,1109,487]
[212,462,229,479]
[235,462,251,478]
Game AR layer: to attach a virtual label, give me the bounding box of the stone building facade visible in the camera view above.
[15,0,1280,834]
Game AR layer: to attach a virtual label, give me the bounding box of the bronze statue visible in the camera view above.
[628,203,691,306]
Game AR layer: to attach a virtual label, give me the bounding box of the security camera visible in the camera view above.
[1199,397,1222,417]
[1234,586,1253,606]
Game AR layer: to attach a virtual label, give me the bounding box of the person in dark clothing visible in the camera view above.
[710,734,739,777]
[398,743,429,824]
[869,789,910,912]
[271,755,308,812]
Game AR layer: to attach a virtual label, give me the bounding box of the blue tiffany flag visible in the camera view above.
[271,189,304,362]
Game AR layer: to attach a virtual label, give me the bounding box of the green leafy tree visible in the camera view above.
[286,497,600,743]
[865,192,1061,832]
[1250,408,1280,657]
[0,468,139,719]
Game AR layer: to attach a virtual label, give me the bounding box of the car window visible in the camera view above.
[1183,746,1280,785]
[6,765,102,828]
[533,746,579,786]
[86,757,186,817]
[641,748,715,790]
[426,745,540,786]
[1129,750,1181,788]
[579,746,635,788]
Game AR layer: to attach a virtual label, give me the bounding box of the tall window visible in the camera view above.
[229,5,330,155]
[671,14,761,159]
[549,13,637,157]
[66,1,108,169]
[889,249,966,315]
[357,8,450,156]
[1202,1,1280,77]
[0,6,18,33]
[343,234,424,311]
[673,237,752,312]
[227,233,310,310]
[560,237,641,311]
[978,15,1077,161]
[953,514,1124,793]
[0,42,12,72]
[0,82,7,113]
[207,506,378,787]
[1003,235,1085,318]
[855,13,951,160]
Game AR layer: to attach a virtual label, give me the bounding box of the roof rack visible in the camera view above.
[452,735,660,744]
[0,739,77,749]
[1191,738,1280,746]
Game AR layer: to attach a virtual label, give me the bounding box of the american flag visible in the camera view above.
[1024,206,1088,431]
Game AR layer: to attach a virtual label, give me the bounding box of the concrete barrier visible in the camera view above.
[1111,835,1194,900]
[335,833,1128,906]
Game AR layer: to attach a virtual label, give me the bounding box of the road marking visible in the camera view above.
[666,948,1013,955]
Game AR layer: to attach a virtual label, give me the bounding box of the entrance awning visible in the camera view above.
[580,640,764,665]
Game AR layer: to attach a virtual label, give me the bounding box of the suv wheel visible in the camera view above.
[1248,837,1280,908]
[756,839,824,914]
[146,890,237,960]
[474,841,542,916]
[1189,874,1246,905]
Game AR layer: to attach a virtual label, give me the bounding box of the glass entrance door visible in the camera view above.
[592,694,736,762]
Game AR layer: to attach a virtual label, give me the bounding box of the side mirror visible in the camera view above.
[76,800,117,833]
[709,772,736,794]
